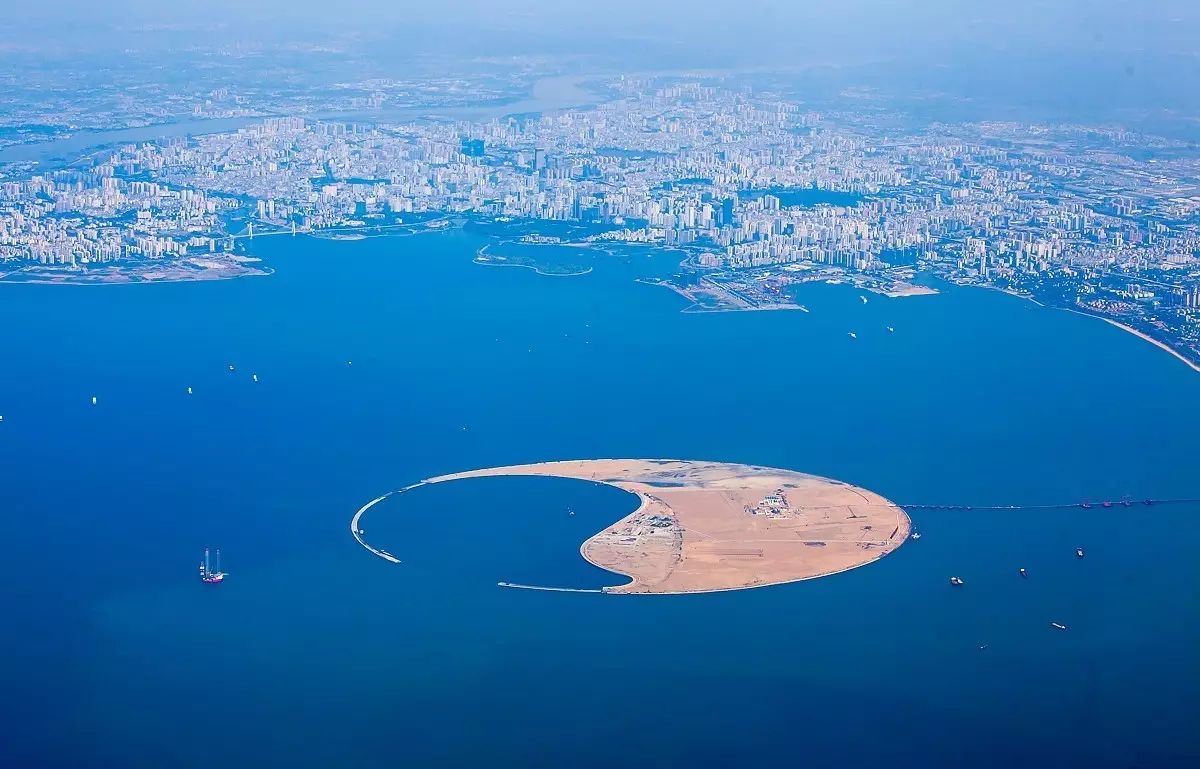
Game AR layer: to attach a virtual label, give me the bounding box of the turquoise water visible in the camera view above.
[1,230,1197,768]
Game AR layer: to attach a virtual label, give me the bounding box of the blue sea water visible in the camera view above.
[0,229,1197,768]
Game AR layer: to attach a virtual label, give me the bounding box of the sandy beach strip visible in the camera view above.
[1062,308,1200,374]
[419,459,909,594]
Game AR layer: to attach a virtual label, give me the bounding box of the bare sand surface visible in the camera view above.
[984,293,1197,374]
[883,284,939,298]
[424,459,910,594]
[0,258,270,285]
[1092,315,1200,374]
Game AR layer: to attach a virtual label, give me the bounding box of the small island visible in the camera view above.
[356,458,911,594]
[473,242,593,277]
[0,253,270,285]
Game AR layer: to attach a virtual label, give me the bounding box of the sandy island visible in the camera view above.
[359,459,910,594]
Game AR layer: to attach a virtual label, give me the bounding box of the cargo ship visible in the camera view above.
[199,547,226,584]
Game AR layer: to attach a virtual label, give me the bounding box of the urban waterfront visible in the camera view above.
[6,71,1199,366]
[0,230,1197,768]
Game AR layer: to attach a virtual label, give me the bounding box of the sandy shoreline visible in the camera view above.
[1066,309,1200,374]
[474,242,593,277]
[973,284,1198,374]
[474,258,593,278]
[416,458,911,594]
[0,265,272,286]
[350,492,401,564]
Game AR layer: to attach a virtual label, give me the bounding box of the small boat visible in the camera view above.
[1019,568,1028,578]
[252,374,259,383]
[1051,622,1067,630]
[886,326,895,333]
[949,576,964,586]
[910,531,922,540]
[199,547,226,585]
[187,387,193,395]
[1076,548,1085,558]
[848,332,857,339]
[91,396,98,406]
[228,364,235,372]
[347,360,353,367]
[1080,499,1092,509]
[860,296,869,304]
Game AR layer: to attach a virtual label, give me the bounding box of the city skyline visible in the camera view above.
[2,71,1197,366]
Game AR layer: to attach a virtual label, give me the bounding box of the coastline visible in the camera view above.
[576,467,908,596]
[1062,307,1200,374]
[350,489,405,561]
[964,282,1047,308]
[578,490,647,593]
[969,283,1198,374]
[0,265,273,287]
[473,242,593,277]
[573,488,905,597]
[474,257,593,278]
[357,459,911,595]
[0,220,453,287]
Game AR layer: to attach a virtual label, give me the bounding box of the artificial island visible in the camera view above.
[352,458,911,594]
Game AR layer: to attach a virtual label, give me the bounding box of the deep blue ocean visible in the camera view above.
[1,229,1197,768]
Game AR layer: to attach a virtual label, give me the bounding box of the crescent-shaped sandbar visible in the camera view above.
[358,459,910,594]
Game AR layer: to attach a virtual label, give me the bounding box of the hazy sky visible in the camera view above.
[6,0,1199,63]
[4,0,1199,127]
